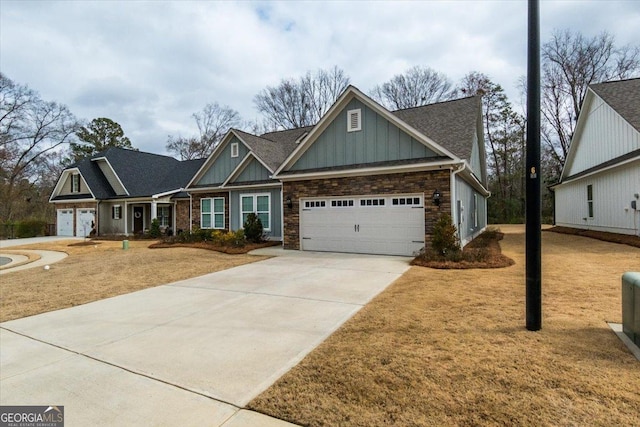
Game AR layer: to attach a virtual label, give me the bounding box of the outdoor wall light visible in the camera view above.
[286,195,293,209]
[432,189,442,206]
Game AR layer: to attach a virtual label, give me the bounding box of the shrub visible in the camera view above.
[431,214,460,256]
[243,213,264,243]
[148,218,162,238]
[16,219,48,238]
[221,229,245,247]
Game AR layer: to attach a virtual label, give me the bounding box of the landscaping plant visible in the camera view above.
[243,213,264,243]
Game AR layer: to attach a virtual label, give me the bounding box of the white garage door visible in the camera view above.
[57,209,74,236]
[76,209,95,237]
[300,195,425,256]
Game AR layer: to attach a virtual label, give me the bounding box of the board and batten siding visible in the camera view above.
[98,201,126,234]
[555,161,640,236]
[229,187,282,240]
[58,172,90,196]
[234,157,271,183]
[469,133,484,182]
[565,96,640,177]
[290,98,438,171]
[455,175,487,246]
[197,136,249,186]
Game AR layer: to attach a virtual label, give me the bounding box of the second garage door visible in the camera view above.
[300,194,425,256]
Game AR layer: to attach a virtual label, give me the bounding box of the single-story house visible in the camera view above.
[52,85,489,256]
[49,147,204,237]
[552,78,640,236]
[186,85,489,255]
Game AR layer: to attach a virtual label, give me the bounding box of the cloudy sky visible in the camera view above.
[2,0,639,155]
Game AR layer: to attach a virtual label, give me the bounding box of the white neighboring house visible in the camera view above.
[553,78,640,236]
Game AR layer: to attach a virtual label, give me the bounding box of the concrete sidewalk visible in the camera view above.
[1,250,410,426]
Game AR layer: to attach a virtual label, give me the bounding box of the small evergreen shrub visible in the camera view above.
[16,219,47,238]
[243,213,264,243]
[431,214,460,257]
[149,218,162,238]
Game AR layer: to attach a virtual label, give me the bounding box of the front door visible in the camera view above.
[133,206,144,233]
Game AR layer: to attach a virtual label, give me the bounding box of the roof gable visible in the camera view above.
[191,133,250,187]
[275,86,479,175]
[561,79,640,180]
[226,153,272,185]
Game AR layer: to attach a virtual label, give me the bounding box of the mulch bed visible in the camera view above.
[148,240,281,254]
[411,231,515,269]
[545,226,640,248]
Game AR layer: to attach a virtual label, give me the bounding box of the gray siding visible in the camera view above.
[455,176,487,246]
[95,160,127,195]
[469,133,482,180]
[197,136,249,186]
[230,187,282,239]
[234,157,271,183]
[98,201,126,234]
[290,98,438,171]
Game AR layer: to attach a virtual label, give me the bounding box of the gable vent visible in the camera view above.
[347,109,361,132]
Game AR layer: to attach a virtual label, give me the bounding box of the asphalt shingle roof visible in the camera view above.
[62,147,204,200]
[391,95,481,161]
[233,126,313,172]
[590,78,640,132]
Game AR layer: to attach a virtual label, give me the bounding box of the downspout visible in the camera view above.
[96,200,100,236]
[280,186,285,247]
[450,161,466,243]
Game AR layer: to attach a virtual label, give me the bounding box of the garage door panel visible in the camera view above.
[76,209,95,237]
[300,195,425,256]
[57,209,74,236]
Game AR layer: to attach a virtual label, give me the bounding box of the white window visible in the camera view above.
[112,205,122,220]
[331,199,354,207]
[347,109,361,132]
[201,197,225,229]
[360,198,385,207]
[241,194,270,230]
[158,206,171,228]
[392,197,422,206]
[231,142,239,158]
[71,174,80,193]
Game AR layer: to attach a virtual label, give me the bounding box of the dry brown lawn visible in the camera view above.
[0,239,267,322]
[249,225,640,426]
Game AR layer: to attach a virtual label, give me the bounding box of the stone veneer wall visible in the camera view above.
[53,202,98,236]
[190,192,230,231]
[282,170,451,250]
[174,199,191,233]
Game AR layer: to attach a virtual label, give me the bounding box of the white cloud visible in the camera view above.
[1,0,639,155]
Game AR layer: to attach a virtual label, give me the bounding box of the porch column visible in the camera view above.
[124,201,128,235]
[151,200,157,220]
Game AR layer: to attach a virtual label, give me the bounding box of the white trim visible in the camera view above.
[112,205,122,220]
[240,193,271,231]
[558,155,640,186]
[200,197,225,229]
[49,168,97,202]
[50,198,96,204]
[222,152,275,187]
[277,159,459,181]
[347,108,361,132]
[231,142,239,158]
[152,188,184,198]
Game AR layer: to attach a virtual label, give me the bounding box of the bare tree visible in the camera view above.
[166,102,242,160]
[460,72,526,223]
[541,30,640,170]
[254,66,350,130]
[371,66,457,110]
[1,73,80,221]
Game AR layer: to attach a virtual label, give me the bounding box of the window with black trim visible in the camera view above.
[331,199,354,207]
[587,184,593,218]
[304,200,326,208]
[112,205,122,220]
[360,198,385,206]
[71,174,80,193]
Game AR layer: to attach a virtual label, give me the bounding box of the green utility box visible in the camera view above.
[122,240,129,250]
[622,272,640,347]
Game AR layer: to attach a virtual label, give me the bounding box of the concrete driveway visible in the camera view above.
[0,249,410,426]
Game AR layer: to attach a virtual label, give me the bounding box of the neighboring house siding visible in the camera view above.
[555,161,640,235]
[230,187,282,239]
[58,173,90,196]
[290,98,438,171]
[455,176,487,245]
[282,170,451,250]
[234,157,271,183]
[565,97,640,176]
[197,137,250,186]
[190,192,230,231]
[95,160,127,195]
